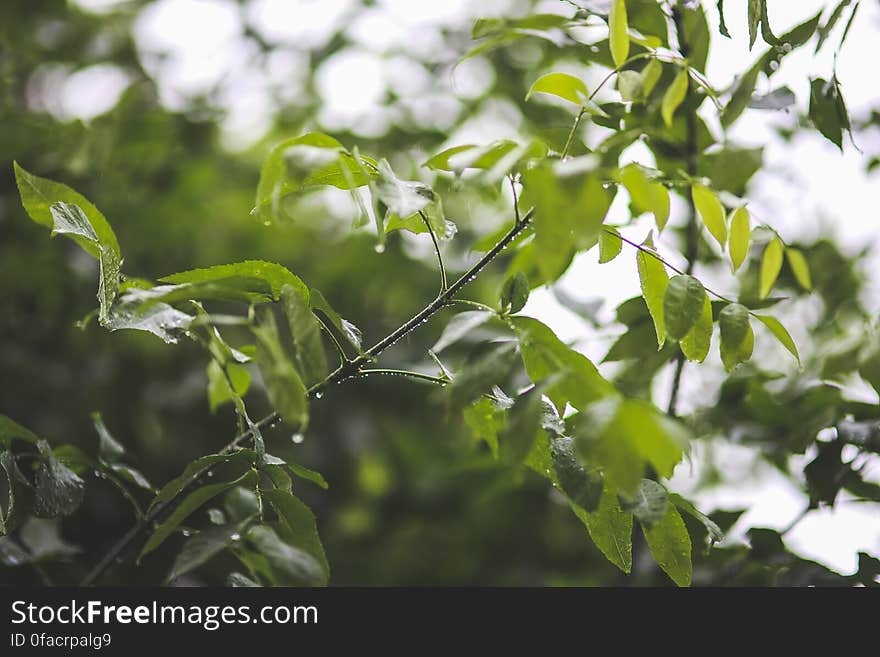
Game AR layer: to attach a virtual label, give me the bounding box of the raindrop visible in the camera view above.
[374,243,386,253]
[263,221,271,227]
[769,60,779,71]
[291,433,305,444]
[315,391,324,399]
[181,530,192,537]
[590,45,599,53]
[782,42,792,53]
[230,533,241,541]
[206,471,214,478]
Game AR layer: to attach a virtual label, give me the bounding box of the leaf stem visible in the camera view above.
[419,210,447,292]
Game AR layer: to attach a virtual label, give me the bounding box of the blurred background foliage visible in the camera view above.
[1,0,879,586]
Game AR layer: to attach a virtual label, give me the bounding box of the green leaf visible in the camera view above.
[463,397,503,459]
[51,202,120,323]
[281,284,327,386]
[500,272,529,314]
[13,162,121,259]
[785,248,812,291]
[754,314,800,365]
[577,398,688,495]
[207,361,251,412]
[513,316,614,411]
[372,159,436,236]
[448,341,518,411]
[149,450,255,512]
[728,206,751,273]
[679,295,712,363]
[663,275,707,341]
[253,133,376,221]
[748,0,761,48]
[642,504,692,586]
[167,517,253,583]
[809,77,850,150]
[636,239,669,347]
[716,0,731,37]
[91,412,125,463]
[526,72,588,106]
[159,260,306,303]
[620,479,668,526]
[551,436,603,512]
[264,488,329,584]
[816,0,854,53]
[609,0,630,67]
[309,289,363,354]
[253,308,309,431]
[719,303,755,371]
[521,158,611,282]
[243,524,325,586]
[599,227,623,263]
[691,184,727,248]
[1,450,33,535]
[140,469,258,559]
[287,462,329,490]
[33,441,85,519]
[432,311,494,353]
[102,292,193,344]
[0,415,40,449]
[661,69,689,128]
[759,237,784,299]
[573,481,632,573]
[620,164,669,231]
[669,493,724,544]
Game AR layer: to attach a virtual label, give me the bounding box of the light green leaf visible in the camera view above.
[719,303,755,371]
[728,206,751,273]
[432,311,495,353]
[640,58,663,97]
[448,341,519,411]
[287,462,329,490]
[513,316,614,411]
[691,184,727,248]
[264,488,329,584]
[253,133,376,220]
[159,260,305,303]
[609,0,630,67]
[207,361,251,412]
[281,284,327,386]
[661,69,689,128]
[680,295,712,362]
[140,469,258,559]
[636,239,669,348]
[663,275,707,340]
[526,72,588,106]
[754,314,800,365]
[785,248,812,291]
[642,504,692,586]
[759,237,784,299]
[372,159,435,230]
[500,271,530,315]
[253,308,309,431]
[599,227,623,263]
[574,481,632,573]
[620,164,669,231]
[578,398,688,495]
[463,397,503,459]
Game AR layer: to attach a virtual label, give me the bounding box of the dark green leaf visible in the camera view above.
[719,303,755,371]
[33,440,85,519]
[432,311,495,353]
[500,272,529,315]
[663,275,707,340]
[92,412,124,463]
[244,524,324,586]
[551,436,603,512]
[140,469,258,559]
[620,479,668,526]
[573,481,633,573]
[264,488,329,584]
[642,504,692,586]
[253,307,309,431]
[167,517,252,583]
[149,450,255,512]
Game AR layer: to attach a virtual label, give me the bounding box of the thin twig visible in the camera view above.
[356,369,448,385]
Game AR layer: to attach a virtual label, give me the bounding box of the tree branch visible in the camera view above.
[81,206,534,585]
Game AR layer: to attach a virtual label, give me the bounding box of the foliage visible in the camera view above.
[1,0,878,587]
